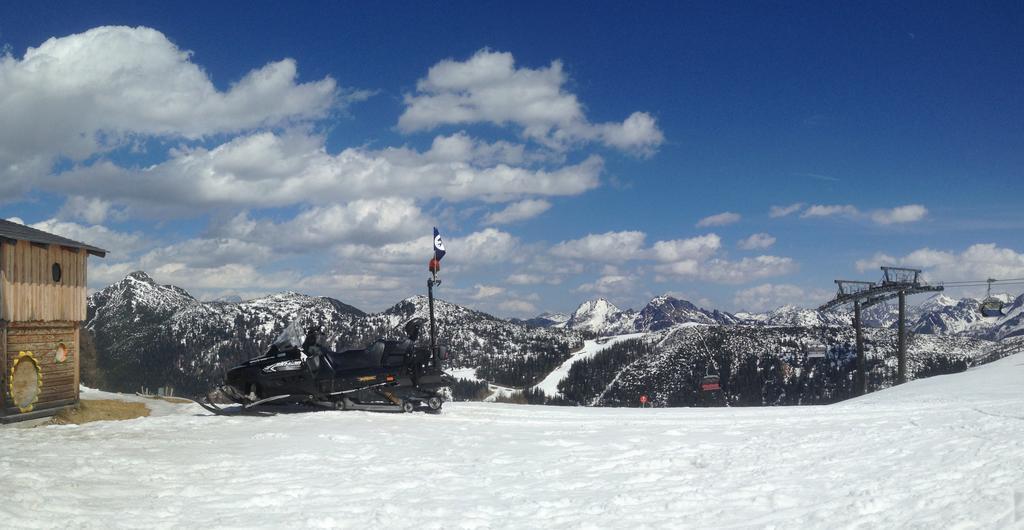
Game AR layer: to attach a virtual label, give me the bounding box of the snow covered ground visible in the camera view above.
[3,354,1024,529]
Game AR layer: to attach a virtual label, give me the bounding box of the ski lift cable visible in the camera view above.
[935,279,1024,287]
[692,326,719,372]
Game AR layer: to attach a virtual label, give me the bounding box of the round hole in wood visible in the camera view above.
[55,343,68,363]
[52,262,62,282]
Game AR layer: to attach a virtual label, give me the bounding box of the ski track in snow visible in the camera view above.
[447,367,481,382]
[533,333,648,397]
[3,355,1024,529]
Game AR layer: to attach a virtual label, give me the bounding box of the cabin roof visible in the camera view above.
[0,219,108,257]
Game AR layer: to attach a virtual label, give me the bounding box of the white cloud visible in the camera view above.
[150,262,300,292]
[655,255,798,284]
[398,49,663,154]
[87,238,413,309]
[547,230,796,284]
[737,233,776,250]
[696,211,741,228]
[550,231,646,261]
[651,234,721,262]
[50,131,603,215]
[138,238,274,270]
[854,253,896,273]
[0,26,341,188]
[66,231,289,291]
[505,273,560,285]
[769,203,805,218]
[88,261,142,287]
[802,204,860,218]
[801,203,928,225]
[576,273,637,295]
[498,299,538,316]
[218,198,427,249]
[484,199,552,225]
[298,273,404,293]
[57,196,123,224]
[470,284,506,300]
[452,228,525,265]
[426,131,547,166]
[595,112,664,153]
[869,204,928,225]
[28,219,146,256]
[336,228,522,267]
[702,256,798,283]
[856,243,1024,282]
[653,259,700,277]
[733,283,832,312]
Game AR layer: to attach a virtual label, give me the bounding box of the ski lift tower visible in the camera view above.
[819,266,943,395]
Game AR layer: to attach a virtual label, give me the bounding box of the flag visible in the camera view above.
[433,227,446,261]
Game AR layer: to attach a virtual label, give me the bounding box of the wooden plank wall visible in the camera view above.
[0,240,88,322]
[74,326,80,400]
[0,325,6,411]
[4,323,78,407]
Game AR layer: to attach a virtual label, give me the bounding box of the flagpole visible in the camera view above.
[428,273,438,355]
[428,227,445,367]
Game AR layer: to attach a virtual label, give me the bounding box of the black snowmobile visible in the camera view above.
[202,316,453,414]
[202,228,454,415]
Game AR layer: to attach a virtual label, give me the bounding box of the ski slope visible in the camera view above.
[3,354,1024,528]
[533,333,648,397]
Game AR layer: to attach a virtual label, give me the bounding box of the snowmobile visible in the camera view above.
[201,227,454,415]
[201,317,453,414]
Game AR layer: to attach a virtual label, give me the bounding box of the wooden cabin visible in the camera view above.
[0,219,106,423]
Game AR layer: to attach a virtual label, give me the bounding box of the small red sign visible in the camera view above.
[639,394,648,404]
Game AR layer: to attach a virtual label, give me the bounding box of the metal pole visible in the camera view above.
[427,277,438,352]
[854,300,865,396]
[898,290,907,384]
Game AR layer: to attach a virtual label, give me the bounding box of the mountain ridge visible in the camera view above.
[84,271,1023,404]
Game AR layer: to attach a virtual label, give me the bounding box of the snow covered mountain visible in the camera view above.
[909,297,999,336]
[564,298,636,335]
[87,272,366,394]
[513,312,570,328]
[87,271,197,327]
[542,290,1024,339]
[86,271,582,396]
[561,295,739,335]
[732,311,767,323]
[991,293,1024,341]
[84,272,1022,405]
[570,323,1001,408]
[633,295,737,330]
[859,301,900,328]
[366,295,582,372]
[845,295,944,328]
[732,292,1022,339]
[760,305,848,327]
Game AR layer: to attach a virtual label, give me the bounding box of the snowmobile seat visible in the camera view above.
[325,339,414,373]
[328,345,383,372]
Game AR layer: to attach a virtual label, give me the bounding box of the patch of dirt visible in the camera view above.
[50,399,150,425]
[137,394,192,404]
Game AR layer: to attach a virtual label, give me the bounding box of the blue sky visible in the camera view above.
[1,2,1021,316]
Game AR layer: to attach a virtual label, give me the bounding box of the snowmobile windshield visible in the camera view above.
[272,321,305,351]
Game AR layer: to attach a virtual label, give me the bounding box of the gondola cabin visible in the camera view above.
[806,342,827,359]
[0,220,106,423]
[980,279,1006,317]
[700,374,721,392]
